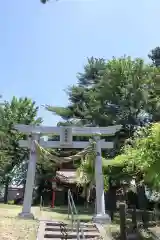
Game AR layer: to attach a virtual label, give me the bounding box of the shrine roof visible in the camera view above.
[56,169,77,184]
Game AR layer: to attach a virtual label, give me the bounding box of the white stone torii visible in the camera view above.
[14,124,121,223]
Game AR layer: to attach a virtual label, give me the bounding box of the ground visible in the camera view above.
[0,204,154,239]
[0,204,38,240]
[0,204,93,240]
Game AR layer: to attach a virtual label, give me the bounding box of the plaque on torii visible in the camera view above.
[60,127,72,147]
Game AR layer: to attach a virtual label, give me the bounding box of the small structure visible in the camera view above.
[7,185,24,202]
[56,169,76,184]
[51,170,78,206]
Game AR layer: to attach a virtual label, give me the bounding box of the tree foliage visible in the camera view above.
[47,56,159,128]
[75,138,126,194]
[148,46,160,67]
[114,122,160,189]
[45,54,160,198]
[75,122,160,201]
[0,96,42,186]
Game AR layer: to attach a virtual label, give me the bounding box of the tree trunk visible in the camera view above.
[4,177,9,204]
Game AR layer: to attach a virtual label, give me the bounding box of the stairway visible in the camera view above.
[37,221,101,240]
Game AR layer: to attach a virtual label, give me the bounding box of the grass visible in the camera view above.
[0,204,40,240]
[0,204,93,240]
[0,204,154,239]
[39,206,93,222]
[0,204,38,240]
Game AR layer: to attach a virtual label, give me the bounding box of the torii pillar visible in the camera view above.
[92,132,111,223]
[18,133,40,219]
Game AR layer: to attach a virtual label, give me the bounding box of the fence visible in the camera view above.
[119,202,160,240]
[68,189,85,240]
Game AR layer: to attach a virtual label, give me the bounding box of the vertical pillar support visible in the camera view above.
[92,131,111,223]
[18,132,40,219]
[51,191,55,208]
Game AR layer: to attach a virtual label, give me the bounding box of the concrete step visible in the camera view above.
[45,226,97,232]
[44,239,78,240]
[46,221,96,228]
[44,239,101,240]
[44,231,100,239]
[45,222,63,226]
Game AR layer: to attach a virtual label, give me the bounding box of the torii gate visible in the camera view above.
[15,124,121,223]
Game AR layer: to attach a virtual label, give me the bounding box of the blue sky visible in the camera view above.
[0,0,159,125]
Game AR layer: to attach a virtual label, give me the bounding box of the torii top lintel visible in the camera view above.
[14,124,122,136]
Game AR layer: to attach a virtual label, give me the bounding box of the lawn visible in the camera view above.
[0,204,93,240]
[0,204,38,240]
[39,205,93,222]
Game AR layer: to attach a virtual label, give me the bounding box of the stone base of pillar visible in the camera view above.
[92,213,111,224]
[18,212,34,219]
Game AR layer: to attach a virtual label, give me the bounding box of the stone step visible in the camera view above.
[46,221,95,228]
[44,239,78,240]
[44,239,100,240]
[44,239,101,240]
[45,222,63,226]
[44,231,100,239]
[45,226,97,232]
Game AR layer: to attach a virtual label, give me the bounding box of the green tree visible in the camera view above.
[148,47,160,67]
[46,57,106,126]
[0,96,10,183]
[47,57,158,124]
[46,56,159,210]
[46,56,160,150]
[148,47,160,121]
[117,123,160,189]
[0,96,42,203]
[113,122,160,221]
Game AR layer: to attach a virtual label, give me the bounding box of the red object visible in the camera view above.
[51,191,55,208]
[51,178,57,208]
